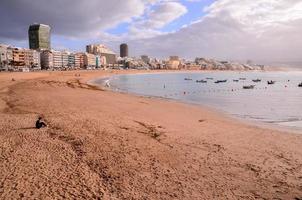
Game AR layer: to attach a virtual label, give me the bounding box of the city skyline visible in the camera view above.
[0,0,302,66]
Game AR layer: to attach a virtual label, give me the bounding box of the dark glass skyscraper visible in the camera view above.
[120,43,128,58]
[28,24,51,50]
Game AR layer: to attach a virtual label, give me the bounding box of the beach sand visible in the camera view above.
[0,70,301,199]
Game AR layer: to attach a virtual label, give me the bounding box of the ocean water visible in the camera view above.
[94,71,302,130]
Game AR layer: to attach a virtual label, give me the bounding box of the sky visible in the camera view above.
[0,0,302,65]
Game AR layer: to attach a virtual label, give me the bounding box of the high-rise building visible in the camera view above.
[28,24,51,50]
[120,43,128,58]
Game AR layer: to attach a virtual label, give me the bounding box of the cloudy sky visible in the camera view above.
[0,0,302,64]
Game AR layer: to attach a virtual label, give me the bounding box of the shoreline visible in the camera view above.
[0,70,302,199]
[88,71,302,135]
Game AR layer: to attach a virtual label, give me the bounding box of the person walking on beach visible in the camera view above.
[36,117,47,129]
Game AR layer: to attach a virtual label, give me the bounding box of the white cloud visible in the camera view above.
[122,1,188,39]
[205,0,302,30]
[125,0,302,64]
[139,1,188,29]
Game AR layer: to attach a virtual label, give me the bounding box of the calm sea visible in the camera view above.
[94,71,302,130]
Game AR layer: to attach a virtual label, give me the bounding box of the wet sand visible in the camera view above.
[0,70,301,199]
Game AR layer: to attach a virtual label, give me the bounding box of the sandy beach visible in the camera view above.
[0,70,302,199]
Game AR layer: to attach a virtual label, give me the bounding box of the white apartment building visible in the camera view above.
[0,44,9,70]
[24,49,41,69]
[52,50,63,68]
[62,51,69,68]
[84,53,96,68]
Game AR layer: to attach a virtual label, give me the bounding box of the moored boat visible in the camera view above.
[215,80,227,83]
[298,82,302,87]
[243,85,255,89]
[267,80,276,85]
[252,79,261,82]
[196,80,207,83]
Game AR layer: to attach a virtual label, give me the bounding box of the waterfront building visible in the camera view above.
[74,53,80,68]
[169,56,179,61]
[100,56,107,66]
[24,50,32,67]
[40,50,84,70]
[7,49,13,62]
[68,53,75,68]
[40,50,53,69]
[83,53,96,68]
[0,46,6,69]
[5,47,14,70]
[32,50,41,69]
[75,53,85,69]
[166,56,181,70]
[0,44,10,70]
[12,48,25,68]
[95,55,101,68]
[86,45,94,54]
[28,24,51,50]
[61,51,69,68]
[52,51,63,69]
[86,44,116,65]
[141,55,150,64]
[195,57,206,64]
[0,46,41,70]
[24,49,40,69]
[120,43,128,58]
